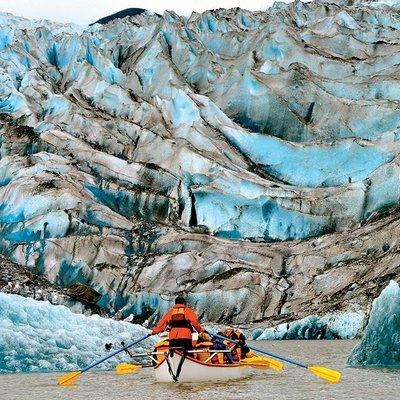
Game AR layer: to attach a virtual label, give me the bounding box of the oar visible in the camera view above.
[240,356,283,371]
[115,363,142,375]
[116,363,156,374]
[57,334,150,386]
[211,333,341,383]
[241,360,273,370]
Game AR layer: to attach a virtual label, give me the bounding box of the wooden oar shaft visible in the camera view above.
[211,333,307,368]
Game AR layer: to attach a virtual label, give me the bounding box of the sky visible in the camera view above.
[0,0,289,25]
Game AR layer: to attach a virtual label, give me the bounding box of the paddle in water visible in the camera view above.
[115,363,157,374]
[115,363,142,375]
[240,356,283,371]
[57,334,150,386]
[211,333,341,383]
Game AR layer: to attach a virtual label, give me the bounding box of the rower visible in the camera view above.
[151,296,205,351]
[210,332,234,364]
[194,332,213,362]
[223,327,253,361]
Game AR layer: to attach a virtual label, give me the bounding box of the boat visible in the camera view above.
[153,350,248,383]
[115,346,282,383]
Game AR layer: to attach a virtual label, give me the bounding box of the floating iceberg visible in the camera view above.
[0,293,154,373]
[347,281,400,367]
[255,312,365,340]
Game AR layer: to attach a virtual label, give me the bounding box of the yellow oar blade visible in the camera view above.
[243,356,284,371]
[241,356,283,371]
[308,365,341,383]
[255,355,284,370]
[242,362,270,369]
[261,357,283,371]
[115,363,142,375]
[57,371,81,386]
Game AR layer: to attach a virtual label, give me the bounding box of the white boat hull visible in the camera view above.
[153,352,247,383]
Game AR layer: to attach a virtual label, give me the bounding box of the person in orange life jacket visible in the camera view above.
[151,296,205,351]
[223,327,252,360]
[210,331,234,364]
[194,331,213,362]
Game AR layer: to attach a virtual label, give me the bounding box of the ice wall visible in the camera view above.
[0,293,154,373]
[0,1,399,325]
[1,3,400,245]
[254,312,365,340]
[347,281,400,367]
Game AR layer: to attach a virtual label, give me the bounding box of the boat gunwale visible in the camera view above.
[153,351,245,370]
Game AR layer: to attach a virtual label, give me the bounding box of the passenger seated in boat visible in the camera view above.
[210,332,234,364]
[151,296,205,351]
[194,332,213,363]
[223,327,253,361]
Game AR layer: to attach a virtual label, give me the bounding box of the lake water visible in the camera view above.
[1,340,399,400]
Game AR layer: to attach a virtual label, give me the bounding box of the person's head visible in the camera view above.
[175,295,187,305]
[198,331,211,342]
[223,327,235,337]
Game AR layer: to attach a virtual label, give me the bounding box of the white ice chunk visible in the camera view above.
[0,293,154,373]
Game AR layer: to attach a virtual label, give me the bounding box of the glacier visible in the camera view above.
[347,281,400,367]
[0,0,399,328]
[254,312,365,340]
[0,292,154,373]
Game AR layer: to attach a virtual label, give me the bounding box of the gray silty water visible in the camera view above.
[1,340,399,400]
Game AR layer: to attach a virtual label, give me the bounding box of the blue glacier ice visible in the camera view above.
[0,29,13,51]
[194,188,334,240]
[255,312,364,340]
[220,127,394,187]
[347,281,400,367]
[1,2,400,328]
[0,293,154,373]
[0,76,25,113]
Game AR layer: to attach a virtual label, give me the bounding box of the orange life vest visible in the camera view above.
[170,306,191,327]
[194,341,213,363]
[168,305,193,340]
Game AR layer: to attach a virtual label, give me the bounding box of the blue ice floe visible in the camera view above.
[347,281,400,367]
[0,293,154,373]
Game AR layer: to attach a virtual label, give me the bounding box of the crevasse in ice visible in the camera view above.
[347,281,400,367]
[0,293,154,373]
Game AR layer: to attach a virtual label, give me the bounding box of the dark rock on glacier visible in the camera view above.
[0,255,98,314]
[0,1,399,326]
[66,283,101,304]
[91,8,155,26]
